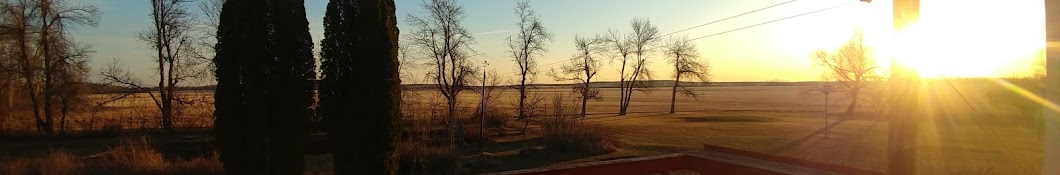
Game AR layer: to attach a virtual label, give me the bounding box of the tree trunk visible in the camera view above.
[618,60,627,115]
[17,21,44,134]
[518,75,526,119]
[39,0,55,135]
[581,82,588,117]
[163,47,177,131]
[670,72,681,114]
[845,89,859,115]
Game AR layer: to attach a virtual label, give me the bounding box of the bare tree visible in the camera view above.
[604,29,631,114]
[0,23,12,127]
[607,18,659,115]
[137,0,206,131]
[551,35,604,117]
[473,69,506,113]
[407,0,477,118]
[812,33,879,114]
[507,0,552,120]
[662,36,710,114]
[191,0,223,79]
[0,0,98,134]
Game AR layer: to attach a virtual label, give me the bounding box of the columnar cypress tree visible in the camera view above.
[318,0,354,174]
[320,0,402,174]
[213,0,266,173]
[266,0,316,174]
[213,0,314,174]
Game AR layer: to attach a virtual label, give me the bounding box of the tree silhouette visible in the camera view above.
[551,35,605,117]
[607,19,659,115]
[0,0,98,135]
[812,33,879,114]
[507,0,552,120]
[407,0,477,119]
[662,36,710,114]
[320,0,402,174]
[213,0,315,174]
[142,0,205,131]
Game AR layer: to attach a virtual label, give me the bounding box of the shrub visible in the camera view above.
[0,150,79,175]
[478,107,509,128]
[39,150,79,175]
[95,136,167,173]
[97,123,124,136]
[166,153,223,175]
[0,159,32,175]
[541,96,619,154]
[398,140,458,175]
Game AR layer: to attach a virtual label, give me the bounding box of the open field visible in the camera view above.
[413,79,1043,174]
[0,79,1044,174]
[0,91,214,134]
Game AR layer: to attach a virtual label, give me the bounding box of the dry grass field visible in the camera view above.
[0,79,1044,174]
[0,91,214,134]
[408,79,1042,174]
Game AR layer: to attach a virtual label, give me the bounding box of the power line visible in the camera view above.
[541,1,853,69]
[659,0,798,38]
[684,2,852,43]
[539,1,802,68]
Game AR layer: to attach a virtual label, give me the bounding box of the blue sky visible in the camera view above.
[77,0,1043,84]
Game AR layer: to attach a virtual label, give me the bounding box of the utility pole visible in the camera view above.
[888,0,920,174]
[822,84,833,138]
[480,60,488,153]
[1043,0,1059,174]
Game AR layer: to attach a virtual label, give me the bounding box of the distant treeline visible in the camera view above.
[90,77,1041,93]
[87,83,216,94]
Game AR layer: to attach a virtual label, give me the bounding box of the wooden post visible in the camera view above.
[824,85,832,138]
[1043,1,1059,174]
[480,61,487,153]
[889,0,920,174]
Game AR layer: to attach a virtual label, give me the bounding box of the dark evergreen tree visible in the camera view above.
[266,0,316,174]
[213,0,314,174]
[213,0,267,173]
[320,0,402,174]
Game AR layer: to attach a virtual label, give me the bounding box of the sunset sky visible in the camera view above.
[79,0,1045,84]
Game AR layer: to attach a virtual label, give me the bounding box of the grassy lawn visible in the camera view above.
[463,80,1042,174]
[0,79,1043,174]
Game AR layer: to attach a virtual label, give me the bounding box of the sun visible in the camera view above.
[884,0,1044,79]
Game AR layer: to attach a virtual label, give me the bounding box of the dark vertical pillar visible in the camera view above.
[1043,0,1058,174]
[888,0,920,174]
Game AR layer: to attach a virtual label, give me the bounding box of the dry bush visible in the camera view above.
[475,106,510,128]
[0,159,32,175]
[541,96,619,154]
[93,136,167,173]
[463,104,512,143]
[399,92,460,174]
[398,140,458,175]
[165,153,223,175]
[0,150,79,175]
[39,151,80,175]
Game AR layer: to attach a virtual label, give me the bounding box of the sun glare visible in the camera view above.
[885,0,1044,79]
